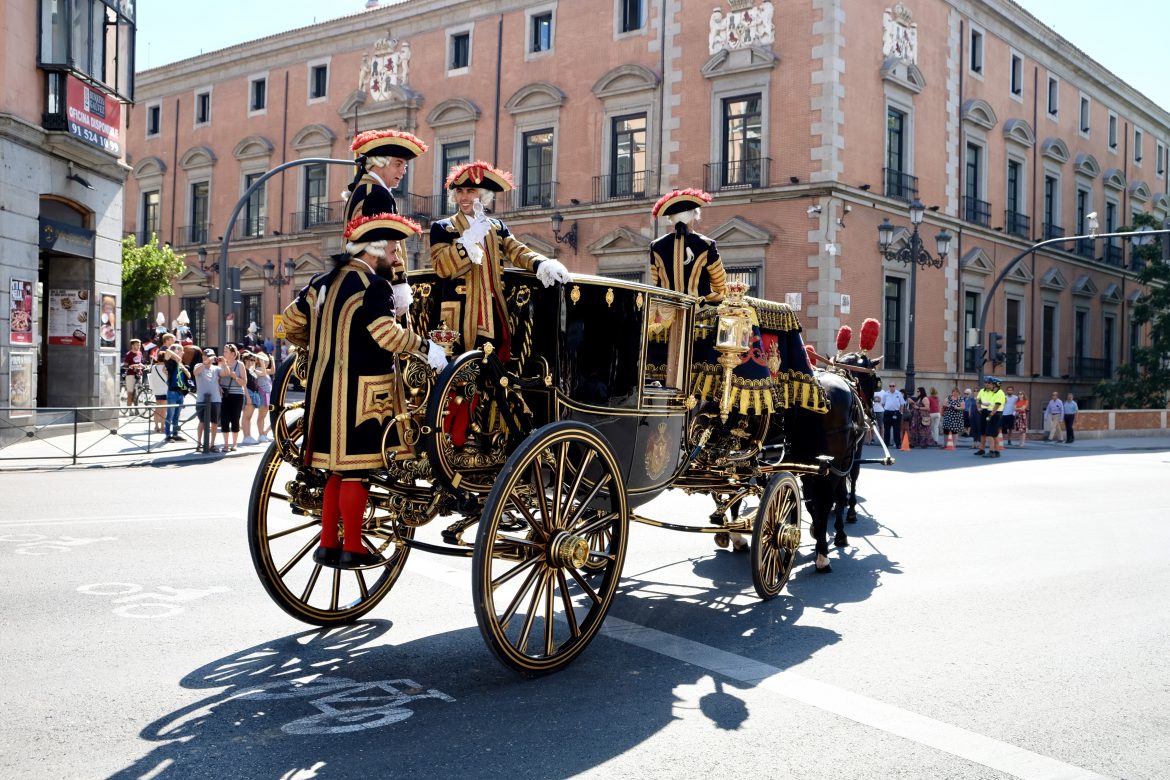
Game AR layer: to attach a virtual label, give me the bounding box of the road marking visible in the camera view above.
[407,558,1110,780]
[0,513,237,529]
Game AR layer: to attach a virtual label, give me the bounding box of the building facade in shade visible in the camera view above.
[1,0,136,423]
[122,0,1169,409]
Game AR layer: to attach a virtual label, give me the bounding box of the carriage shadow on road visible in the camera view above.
[108,543,897,778]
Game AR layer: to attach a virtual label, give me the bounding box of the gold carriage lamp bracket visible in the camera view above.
[713,281,754,423]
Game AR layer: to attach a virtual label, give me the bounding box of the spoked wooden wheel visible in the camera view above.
[472,421,628,676]
[269,354,307,463]
[750,471,802,600]
[247,442,413,625]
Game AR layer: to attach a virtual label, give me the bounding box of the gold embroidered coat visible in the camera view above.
[429,212,542,360]
[282,260,424,471]
[649,225,727,303]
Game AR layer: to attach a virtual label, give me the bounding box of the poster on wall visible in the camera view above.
[9,351,34,416]
[48,289,90,346]
[9,279,34,345]
[99,293,117,347]
[99,353,119,407]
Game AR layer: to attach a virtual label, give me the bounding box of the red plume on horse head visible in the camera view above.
[859,318,881,352]
[805,344,817,366]
[835,325,853,352]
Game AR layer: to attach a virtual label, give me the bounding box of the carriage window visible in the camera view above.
[561,285,641,407]
[645,300,687,391]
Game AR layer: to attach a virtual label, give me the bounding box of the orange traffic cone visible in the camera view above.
[900,429,911,451]
[944,432,955,450]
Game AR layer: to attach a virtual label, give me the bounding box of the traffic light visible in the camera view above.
[989,332,1006,363]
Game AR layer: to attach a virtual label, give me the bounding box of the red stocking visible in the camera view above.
[340,479,371,554]
[319,473,342,549]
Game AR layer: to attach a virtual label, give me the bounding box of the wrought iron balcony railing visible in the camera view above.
[962,196,991,227]
[883,169,919,202]
[593,170,654,202]
[1067,356,1110,380]
[1005,210,1030,238]
[704,157,771,191]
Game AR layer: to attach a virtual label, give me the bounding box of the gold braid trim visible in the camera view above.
[689,363,830,415]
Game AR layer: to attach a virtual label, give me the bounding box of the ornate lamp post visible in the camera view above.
[263,258,297,354]
[877,199,952,398]
[550,211,578,254]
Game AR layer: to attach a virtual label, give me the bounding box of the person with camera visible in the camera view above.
[192,348,223,452]
[217,343,247,452]
[157,337,192,442]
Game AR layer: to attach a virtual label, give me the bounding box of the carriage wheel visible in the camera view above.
[268,354,307,463]
[472,421,628,676]
[750,471,802,600]
[247,442,413,625]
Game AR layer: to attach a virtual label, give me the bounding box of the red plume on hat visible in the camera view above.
[805,344,817,366]
[859,318,881,352]
[835,325,853,352]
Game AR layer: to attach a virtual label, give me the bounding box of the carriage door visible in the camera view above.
[631,297,690,494]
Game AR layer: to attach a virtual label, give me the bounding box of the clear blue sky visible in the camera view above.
[138,0,1170,115]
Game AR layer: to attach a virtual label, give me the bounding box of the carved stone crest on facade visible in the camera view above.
[708,1,775,56]
[358,37,412,100]
[882,4,918,64]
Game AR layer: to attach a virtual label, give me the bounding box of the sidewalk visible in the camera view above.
[0,399,267,470]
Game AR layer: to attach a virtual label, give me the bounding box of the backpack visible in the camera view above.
[246,369,258,392]
[174,366,193,394]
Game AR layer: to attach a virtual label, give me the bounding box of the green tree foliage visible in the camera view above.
[121,234,186,323]
[1096,212,1170,409]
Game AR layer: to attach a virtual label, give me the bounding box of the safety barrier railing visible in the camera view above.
[0,401,209,466]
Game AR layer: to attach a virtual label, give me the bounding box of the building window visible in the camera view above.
[521,129,554,207]
[885,106,915,200]
[1079,96,1090,133]
[969,29,983,74]
[304,164,328,227]
[725,266,760,298]
[1043,175,1059,237]
[310,65,328,99]
[1006,298,1023,374]
[619,0,644,33]
[1108,113,1118,149]
[964,290,980,372]
[243,293,262,337]
[1010,53,1022,95]
[1103,314,1116,377]
[181,297,208,347]
[244,172,265,237]
[40,0,136,100]
[440,141,471,213]
[610,113,647,198]
[1134,128,1143,163]
[1042,304,1057,376]
[1157,141,1166,176]
[531,12,553,53]
[721,94,763,188]
[140,189,160,244]
[146,104,161,137]
[450,31,470,70]
[189,181,209,245]
[963,142,988,225]
[1046,76,1059,116]
[884,277,904,369]
[195,91,211,125]
[1074,309,1088,366]
[1006,159,1026,236]
[250,77,266,112]
[1129,319,1140,364]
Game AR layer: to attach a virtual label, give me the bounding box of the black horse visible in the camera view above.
[828,350,882,532]
[784,369,868,572]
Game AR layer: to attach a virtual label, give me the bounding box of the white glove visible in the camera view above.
[391,282,412,314]
[425,339,448,372]
[535,256,570,287]
[456,236,484,265]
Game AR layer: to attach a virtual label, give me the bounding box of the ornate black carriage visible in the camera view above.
[249,269,866,675]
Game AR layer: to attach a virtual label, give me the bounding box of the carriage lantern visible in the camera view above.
[714,280,753,422]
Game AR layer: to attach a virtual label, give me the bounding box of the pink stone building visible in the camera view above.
[123,0,1169,410]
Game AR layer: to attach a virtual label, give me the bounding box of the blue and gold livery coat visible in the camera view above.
[649,225,727,303]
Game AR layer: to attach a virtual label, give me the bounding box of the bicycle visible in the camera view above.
[120,372,155,419]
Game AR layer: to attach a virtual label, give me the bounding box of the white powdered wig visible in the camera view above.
[346,239,388,257]
[674,207,700,225]
[365,155,393,169]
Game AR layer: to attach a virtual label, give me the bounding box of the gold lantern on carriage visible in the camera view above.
[713,281,754,422]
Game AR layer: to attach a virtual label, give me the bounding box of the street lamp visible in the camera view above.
[550,211,578,254]
[877,199,952,398]
[263,257,297,305]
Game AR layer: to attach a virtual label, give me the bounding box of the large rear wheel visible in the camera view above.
[472,421,628,676]
[750,471,802,600]
[247,442,413,625]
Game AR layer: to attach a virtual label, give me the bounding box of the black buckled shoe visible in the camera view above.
[312,546,341,567]
[337,549,385,569]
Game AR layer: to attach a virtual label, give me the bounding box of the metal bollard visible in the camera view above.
[201,393,212,453]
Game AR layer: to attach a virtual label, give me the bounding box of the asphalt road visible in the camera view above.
[1,438,1168,779]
